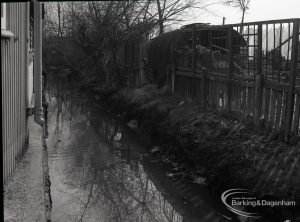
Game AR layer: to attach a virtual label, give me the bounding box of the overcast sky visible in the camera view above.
[179,0,300,27]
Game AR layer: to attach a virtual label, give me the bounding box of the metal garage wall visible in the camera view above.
[2,3,29,185]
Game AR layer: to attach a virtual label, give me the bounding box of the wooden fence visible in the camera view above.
[170,19,300,142]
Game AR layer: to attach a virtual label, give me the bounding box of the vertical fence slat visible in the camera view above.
[264,88,271,130]
[281,91,288,131]
[255,24,263,126]
[284,19,299,141]
[269,89,278,129]
[275,91,283,129]
[292,94,300,133]
[227,26,233,111]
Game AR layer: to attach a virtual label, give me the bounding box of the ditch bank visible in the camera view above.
[91,85,300,220]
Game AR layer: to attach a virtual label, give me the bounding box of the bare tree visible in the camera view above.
[152,0,208,35]
[224,0,251,25]
[43,0,213,87]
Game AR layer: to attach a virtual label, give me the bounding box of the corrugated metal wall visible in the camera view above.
[2,3,29,185]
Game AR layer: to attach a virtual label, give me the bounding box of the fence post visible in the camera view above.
[227,26,233,111]
[140,38,144,87]
[171,43,175,92]
[201,68,207,106]
[284,19,299,142]
[192,27,197,98]
[192,27,196,77]
[254,24,264,127]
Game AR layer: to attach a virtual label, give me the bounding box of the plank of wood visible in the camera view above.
[201,73,205,104]
[174,74,177,93]
[261,88,266,119]
[231,79,255,88]
[280,91,288,131]
[194,76,197,99]
[216,82,220,109]
[250,87,255,118]
[284,19,299,142]
[275,91,283,129]
[237,85,241,115]
[211,80,214,107]
[219,83,222,109]
[264,88,271,130]
[222,84,226,109]
[179,74,183,96]
[192,76,195,99]
[187,76,190,98]
[242,86,247,117]
[292,94,300,134]
[269,89,278,130]
[233,84,238,112]
[184,75,187,97]
[264,79,289,92]
[208,79,212,106]
[193,76,196,99]
[193,77,196,100]
[245,87,249,118]
[212,81,216,108]
[177,74,180,95]
[187,76,190,97]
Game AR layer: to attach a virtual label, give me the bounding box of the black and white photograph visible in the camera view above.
[2,0,300,221]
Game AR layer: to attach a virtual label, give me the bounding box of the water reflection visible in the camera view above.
[47,89,186,222]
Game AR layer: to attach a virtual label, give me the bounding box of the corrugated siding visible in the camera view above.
[2,3,29,185]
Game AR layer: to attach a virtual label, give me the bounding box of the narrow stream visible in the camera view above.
[45,82,232,222]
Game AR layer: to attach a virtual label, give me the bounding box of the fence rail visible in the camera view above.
[170,19,300,141]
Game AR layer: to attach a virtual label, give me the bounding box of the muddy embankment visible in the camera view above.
[42,95,52,222]
[90,84,300,218]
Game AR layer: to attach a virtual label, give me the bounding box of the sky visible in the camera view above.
[178,0,300,27]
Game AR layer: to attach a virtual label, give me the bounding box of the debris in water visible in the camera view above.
[193,176,206,185]
[178,101,185,107]
[150,146,160,153]
[163,157,171,163]
[218,214,232,221]
[113,132,122,141]
[127,119,138,130]
[166,172,184,178]
[183,193,192,200]
[171,161,178,167]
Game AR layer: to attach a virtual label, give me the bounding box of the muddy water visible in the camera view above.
[46,85,230,222]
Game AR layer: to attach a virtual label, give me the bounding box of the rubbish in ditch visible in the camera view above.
[127,119,138,129]
[178,101,185,107]
[150,146,160,153]
[166,172,184,178]
[113,132,122,141]
[183,193,192,200]
[218,214,232,221]
[193,176,206,185]
[162,157,171,163]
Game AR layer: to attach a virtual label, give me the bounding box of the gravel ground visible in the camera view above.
[4,116,49,222]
